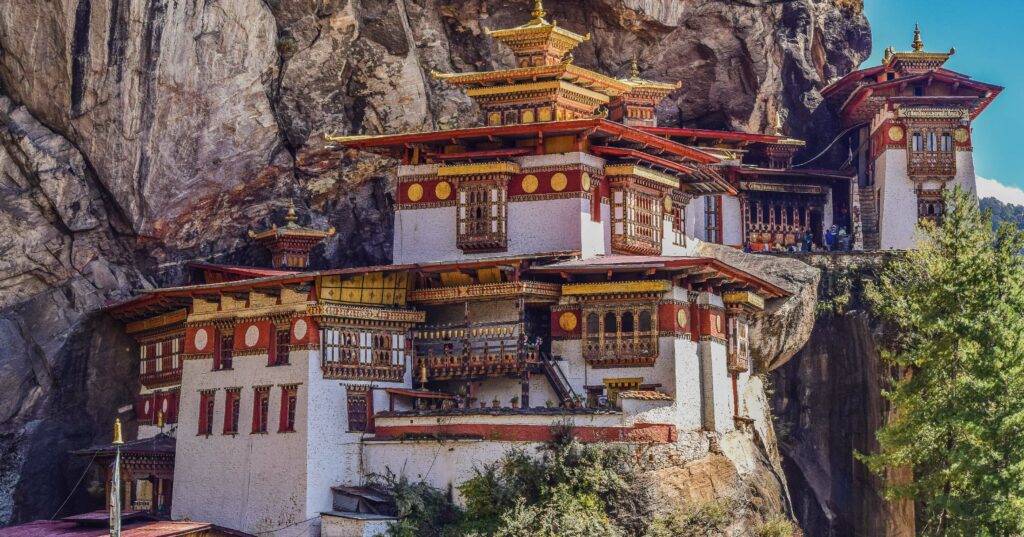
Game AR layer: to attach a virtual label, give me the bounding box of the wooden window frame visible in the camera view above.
[581,302,659,367]
[223,388,241,435]
[704,195,723,244]
[611,183,663,255]
[320,327,407,381]
[252,386,271,434]
[198,390,216,436]
[279,385,298,433]
[270,327,290,366]
[456,179,508,252]
[346,389,369,433]
[215,332,233,371]
[907,126,956,177]
[726,315,750,373]
[671,204,686,247]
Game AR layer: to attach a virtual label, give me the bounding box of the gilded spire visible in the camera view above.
[630,54,640,79]
[530,0,546,23]
[772,110,784,136]
[912,23,924,52]
[285,199,298,225]
[112,418,124,446]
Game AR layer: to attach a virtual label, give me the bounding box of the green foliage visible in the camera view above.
[860,187,1024,536]
[456,420,655,536]
[644,499,736,537]
[980,196,1024,231]
[369,470,462,537]
[754,515,799,537]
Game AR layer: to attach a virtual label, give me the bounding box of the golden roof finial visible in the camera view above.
[285,200,298,225]
[530,0,546,23]
[113,418,124,446]
[156,410,165,429]
[912,23,924,52]
[630,54,640,79]
[772,110,784,136]
[883,46,894,64]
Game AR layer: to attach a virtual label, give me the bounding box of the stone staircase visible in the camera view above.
[859,187,880,250]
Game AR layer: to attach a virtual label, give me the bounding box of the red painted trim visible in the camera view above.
[373,422,676,443]
[427,148,533,160]
[590,146,695,175]
[640,127,785,145]
[508,170,583,197]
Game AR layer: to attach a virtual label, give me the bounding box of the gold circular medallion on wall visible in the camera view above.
[558,311,578,332]
[581,172,592,192]
[887,125,905,142]
[435,181,452,200]
[954,128,970,143]
[676,309,688,329]
[550,172,568,192]
[407,183,424,202]
[522,174,539,194]
[663,195,673,212]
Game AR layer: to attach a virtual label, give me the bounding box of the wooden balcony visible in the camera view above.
[140,358,182,388]
[417,348,540,380]
[908,150,956,177]
[582,331,658,368]
[321,362,406,382]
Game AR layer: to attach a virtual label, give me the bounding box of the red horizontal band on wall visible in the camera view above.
[373,422,676,443]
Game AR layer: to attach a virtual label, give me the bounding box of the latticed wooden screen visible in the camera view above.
[581,303,659,367]
[611,185,663,255]
[908,127,955,177]
[457,180,508,252]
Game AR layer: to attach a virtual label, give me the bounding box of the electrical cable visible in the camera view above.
[791,122,867,168]
[50,450,99,519]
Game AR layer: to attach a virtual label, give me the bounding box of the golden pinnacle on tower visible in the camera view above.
[912,23,924,52]
[112,418,124,446]
[530,0,546,23]
[630,54,640,79]
[156,410,165,429]
[285,199,298,226]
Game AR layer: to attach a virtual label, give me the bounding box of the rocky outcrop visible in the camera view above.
[0,95,144,523]
[770,254,915,537]
[0,0,870,525]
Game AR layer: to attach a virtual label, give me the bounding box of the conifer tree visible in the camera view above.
[861,186,1024,536]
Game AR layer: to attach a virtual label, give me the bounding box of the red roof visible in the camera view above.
[334,119,720,165]
[189,262,298,279]
[528,255,789,298]
[640,126,788,146]
[0,517,250,537]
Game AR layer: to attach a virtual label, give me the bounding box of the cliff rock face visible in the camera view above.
[0,0,869,525]
[770,254,915,537]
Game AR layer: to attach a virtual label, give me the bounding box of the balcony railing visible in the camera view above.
[414,322,539,380]
[582,331,658,368]
[908,151,955,177]
[140,357,182,387]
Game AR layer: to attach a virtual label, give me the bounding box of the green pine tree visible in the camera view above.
[861,186,1024,536]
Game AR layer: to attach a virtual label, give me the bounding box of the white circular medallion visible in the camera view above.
[144,400,151,413]
[194,328,209,351]
[244,325,260,347]
[293,319,308,340]
[161,398,169,412]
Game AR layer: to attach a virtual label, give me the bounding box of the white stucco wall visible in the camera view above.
[393,197,590,264]
[172,353,310,536]
[721,195,743,247]
[875,149,976,250]
[304,351,410,534]
[321,515,393,537]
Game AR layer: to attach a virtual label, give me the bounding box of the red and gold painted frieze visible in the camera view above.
[693,305,727,343]
[550,309,581,339]
[184,324,217,357]
[871,119,972,162]
[398,166,597,210]
[290,316,319,346]
[657,301,690,337]
[233,320,273,356]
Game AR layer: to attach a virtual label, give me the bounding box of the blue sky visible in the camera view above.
[863,0,1024,203]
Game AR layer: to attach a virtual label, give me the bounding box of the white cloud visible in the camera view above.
[976,176,1024,206]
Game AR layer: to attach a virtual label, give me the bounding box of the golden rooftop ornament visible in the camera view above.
[630,55,640,79]
[912,23,924,52]
[112,418,124,446]
[530,0,546,23]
